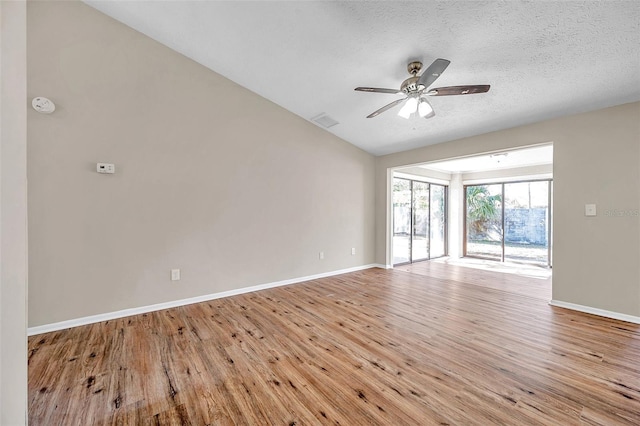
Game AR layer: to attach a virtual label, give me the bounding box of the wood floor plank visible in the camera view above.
[29,263,640,425]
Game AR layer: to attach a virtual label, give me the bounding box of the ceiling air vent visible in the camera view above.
[311,113,339,129]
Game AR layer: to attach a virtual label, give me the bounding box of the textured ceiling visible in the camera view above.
[85,1,640,156]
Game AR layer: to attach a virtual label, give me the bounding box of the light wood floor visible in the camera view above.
[29,264,640,425]
[396,260,552,300]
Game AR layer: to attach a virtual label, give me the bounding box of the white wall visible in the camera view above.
[448,173,463,258]
[376,102,640,317]
[0,0,28,423]
[27,1,375,327]
[395,166,451,182]
[462,163,552,183]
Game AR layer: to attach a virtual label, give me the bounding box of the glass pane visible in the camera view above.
[412,182,429,262]
[430,185,446,258]
[466,184,503,260]
[504,181,549,265]
[392,178,411,264]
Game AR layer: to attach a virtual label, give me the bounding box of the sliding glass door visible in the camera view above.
[393,177,447,265]
[504,181,550,264]
[392,179,411,264]
[411,182,429,262]
[430,184,447,258]
[465,184,503,261]
[464,180,552,266]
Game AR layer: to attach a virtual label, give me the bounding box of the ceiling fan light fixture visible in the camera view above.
[418,97,434,118]
[398,96,418,119]
[355,58,489,119]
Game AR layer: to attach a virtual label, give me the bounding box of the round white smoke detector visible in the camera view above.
[32,97,56,114]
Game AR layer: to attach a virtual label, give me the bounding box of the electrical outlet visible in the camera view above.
[319,251,324,260]
[585,204,597,217]
[351,247,356,255]
[171,269,181,281]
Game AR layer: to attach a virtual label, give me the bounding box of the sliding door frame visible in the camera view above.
[393,176,448,266]
[463,178,552,267]
[411,180,430,263]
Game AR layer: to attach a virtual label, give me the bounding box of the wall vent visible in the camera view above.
[311,113,339,129]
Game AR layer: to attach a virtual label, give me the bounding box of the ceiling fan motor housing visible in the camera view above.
[407,61,422,75]
[401,61,426,94]
[401,76,425,94]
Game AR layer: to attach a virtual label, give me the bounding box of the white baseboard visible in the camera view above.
[28,263,386,336]
[549,300,640,325]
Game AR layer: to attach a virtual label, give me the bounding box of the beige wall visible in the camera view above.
[376,102,640,317]
[27,1,375,326]
[1,0,28,422]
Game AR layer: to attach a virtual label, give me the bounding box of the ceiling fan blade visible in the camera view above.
[417,58,450,89]
[426,85,491,96]
[355,87,402,94]
[366,97,407,118]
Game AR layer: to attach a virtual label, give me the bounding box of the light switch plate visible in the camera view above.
[171,269,181,281]
[585,204,597,217]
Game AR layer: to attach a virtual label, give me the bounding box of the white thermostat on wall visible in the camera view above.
[96,163,115,174]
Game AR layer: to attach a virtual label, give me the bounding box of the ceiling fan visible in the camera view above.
[355,58,490,119]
